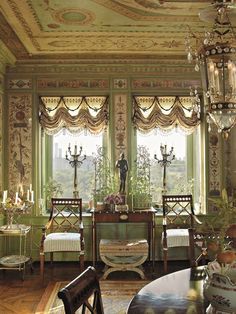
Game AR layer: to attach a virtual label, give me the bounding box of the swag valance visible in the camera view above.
[39,96,109,135]
[133,96,200,134]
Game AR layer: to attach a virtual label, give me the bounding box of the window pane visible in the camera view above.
[53,132,103,205]
[137,130,188,205]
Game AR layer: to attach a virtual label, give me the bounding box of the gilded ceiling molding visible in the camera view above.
[208,130,222,200]
[0,40,16,72]
[0,12,28,59]
[114,94,128,163]
[7,63,197,77]
[8,94,32,194]
[4,0,40,51]
[93,0,201,22]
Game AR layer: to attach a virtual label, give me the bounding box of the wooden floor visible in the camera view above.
[0,260,190,314]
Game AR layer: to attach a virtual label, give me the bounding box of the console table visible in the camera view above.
[91,209,155,269]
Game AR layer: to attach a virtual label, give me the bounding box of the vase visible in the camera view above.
[204,263,236,312]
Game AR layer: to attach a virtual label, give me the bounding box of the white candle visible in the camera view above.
[27,190,30,201]
[15,192,19,204]
[2,190,7,203]
[31,191,34,203]
[19,183,24,196]
[30,184,32,192]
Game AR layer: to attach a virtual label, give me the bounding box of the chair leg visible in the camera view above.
[80,254,84,272]
[163,249,168,273]
[188,230,196,267]
[50,252,53,265]
[40,253,45,282]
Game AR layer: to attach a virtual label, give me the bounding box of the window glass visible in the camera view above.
[137,129,201,211]
[52,131,103,207]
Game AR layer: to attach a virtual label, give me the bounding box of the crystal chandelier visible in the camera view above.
[185,0,236,138]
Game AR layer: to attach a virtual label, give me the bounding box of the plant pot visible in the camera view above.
[216,250,236,264]
[226,224,236,249]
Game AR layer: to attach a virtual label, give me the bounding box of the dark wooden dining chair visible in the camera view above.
[40,198,84,281]
[162,194,202,273]
[58,266,104,314]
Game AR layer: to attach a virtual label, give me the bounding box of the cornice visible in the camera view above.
[0,40,16,74]
[6,59,199,79]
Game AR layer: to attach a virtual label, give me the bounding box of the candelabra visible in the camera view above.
[1,186,34,230]
[66,144,86,198]
[154,145,175,195]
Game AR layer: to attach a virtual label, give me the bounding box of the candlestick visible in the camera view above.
[65,144,86,198]
[1,185,34,230]
[154,144,175,195]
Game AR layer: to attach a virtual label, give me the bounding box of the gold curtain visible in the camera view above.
[133,96,200,134]
[39,96,109,135]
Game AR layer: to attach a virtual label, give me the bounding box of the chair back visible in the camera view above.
[58,266,104,314]
[48,198,83,233]
[162,194,195,230]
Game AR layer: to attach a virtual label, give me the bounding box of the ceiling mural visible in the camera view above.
[0,0,235,61]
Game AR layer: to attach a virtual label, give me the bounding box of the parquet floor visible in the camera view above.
[0,260,189,314]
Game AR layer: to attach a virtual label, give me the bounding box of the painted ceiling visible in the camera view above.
[0,0,235,62]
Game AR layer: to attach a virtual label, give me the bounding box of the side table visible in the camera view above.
[0,224,32,280]
[92,209,156,270]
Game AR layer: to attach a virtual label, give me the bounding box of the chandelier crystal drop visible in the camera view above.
[185,0,236,138]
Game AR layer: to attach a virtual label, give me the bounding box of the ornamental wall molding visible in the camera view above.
[6,63,198,77]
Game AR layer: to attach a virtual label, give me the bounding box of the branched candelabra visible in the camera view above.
[154,144,175,195]
[66,144,86,198]
[1,186,34,230]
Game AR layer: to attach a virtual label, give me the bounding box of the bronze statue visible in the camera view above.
[116,153,128,193]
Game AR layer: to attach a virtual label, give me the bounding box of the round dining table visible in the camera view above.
[127,266,210,314]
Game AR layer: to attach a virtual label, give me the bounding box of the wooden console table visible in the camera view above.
[91,209,156,269]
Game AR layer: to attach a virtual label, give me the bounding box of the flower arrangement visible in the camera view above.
[104,193,123,205]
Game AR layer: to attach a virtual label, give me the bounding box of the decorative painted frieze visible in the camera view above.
[132,79,200,89]
[8,79,32,89]
[208,131,222,199]
[37,78,109,89]
[8,94,32,194]
[113,79,128,89]
[114,94,128,161]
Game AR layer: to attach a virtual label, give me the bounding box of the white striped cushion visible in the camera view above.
[44,232,81,252]
[162,229,189,247]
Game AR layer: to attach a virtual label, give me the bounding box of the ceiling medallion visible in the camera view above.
[53,8,95,25]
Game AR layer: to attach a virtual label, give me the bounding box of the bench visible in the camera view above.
[99,239,148,279]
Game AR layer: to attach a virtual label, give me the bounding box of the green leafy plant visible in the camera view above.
[93,147,118,205]
[129,145,152,209]
[203,189,236,252]
[43,177,63,209]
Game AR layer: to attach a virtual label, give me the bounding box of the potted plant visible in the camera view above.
[202,189,236,263]
[43,177,63,211]
[129,145,152,209]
